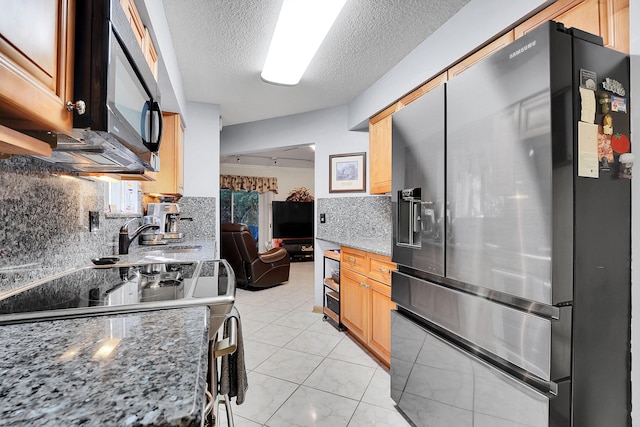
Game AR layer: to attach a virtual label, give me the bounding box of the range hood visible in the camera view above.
[34,130,159,175]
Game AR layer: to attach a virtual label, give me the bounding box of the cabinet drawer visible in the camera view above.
[341,247,366,274]
[367,253,396,285]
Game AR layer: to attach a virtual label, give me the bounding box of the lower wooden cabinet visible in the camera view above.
[367,278,395,364]
[340,247,396,366]
[340,268,368,341]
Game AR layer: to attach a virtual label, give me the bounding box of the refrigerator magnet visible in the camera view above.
[611,133,630,154]
[599,93,611,114]
[602,114,614,135]
[611,96,627,113]
[580,69,597,89]
[619,153,634,179]
[597,132,613,166]
[602,77,626,96]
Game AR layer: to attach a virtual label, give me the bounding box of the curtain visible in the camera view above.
[220,175,278,194]
[258,191,274,252]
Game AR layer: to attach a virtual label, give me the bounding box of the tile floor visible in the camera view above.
[217,261,412,427]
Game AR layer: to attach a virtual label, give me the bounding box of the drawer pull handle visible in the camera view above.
[348,257,356,263]
[378,267,390,273]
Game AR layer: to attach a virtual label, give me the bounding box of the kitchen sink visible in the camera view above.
[0,259,236,335]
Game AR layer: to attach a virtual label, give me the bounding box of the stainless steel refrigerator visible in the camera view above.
[390,21,631,427]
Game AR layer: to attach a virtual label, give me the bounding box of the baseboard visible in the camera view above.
[312,305,323,314]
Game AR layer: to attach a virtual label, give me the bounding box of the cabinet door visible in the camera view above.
[515,0,628,53]
[341,246,367,275]
[367,278,395,366]
[366,253,396,286]
[369,115,392,194]
[142,113,184,195]
[340,268,368,342]
[0,0,75,133]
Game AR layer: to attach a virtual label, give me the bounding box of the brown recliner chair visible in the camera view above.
[220,223,290,288]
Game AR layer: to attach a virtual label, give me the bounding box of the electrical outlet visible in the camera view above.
[89,211,100,232]
[320,213,326,223]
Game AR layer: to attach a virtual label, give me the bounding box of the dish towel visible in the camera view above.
[219,306,248,404]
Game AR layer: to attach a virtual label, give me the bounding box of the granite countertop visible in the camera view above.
[316,237,392,257]
[0,306,210,426]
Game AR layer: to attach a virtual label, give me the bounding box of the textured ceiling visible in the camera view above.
[161,0,471,129]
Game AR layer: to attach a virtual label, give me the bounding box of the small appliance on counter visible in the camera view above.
[140,203,184,245]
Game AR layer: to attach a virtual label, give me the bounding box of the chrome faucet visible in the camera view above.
[118,218,159,255]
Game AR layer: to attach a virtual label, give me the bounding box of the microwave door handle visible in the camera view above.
[152,101,163,149]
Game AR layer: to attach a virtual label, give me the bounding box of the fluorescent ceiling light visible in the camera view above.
[261,0,347,86]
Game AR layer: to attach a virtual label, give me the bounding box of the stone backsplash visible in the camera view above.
[0,156,217,293]
[316,196,392,255]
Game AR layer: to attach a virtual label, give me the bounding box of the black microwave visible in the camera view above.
[72,0,162,169]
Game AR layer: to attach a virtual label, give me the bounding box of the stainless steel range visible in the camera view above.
[0,259,236,336]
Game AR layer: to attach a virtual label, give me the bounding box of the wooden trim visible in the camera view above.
[370,71,448,125]
[447,31,515,80]
[515,0,589,37]
[0,124,52,156]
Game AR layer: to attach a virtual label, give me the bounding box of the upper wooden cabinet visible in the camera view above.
[0,0,75,143]
[369,115,392,194]
[515,0,629,53]
[120,0,158,80]
[142,112,184,195]
[368,72,447,195]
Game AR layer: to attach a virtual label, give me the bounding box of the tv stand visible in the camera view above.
[279,238,314,262]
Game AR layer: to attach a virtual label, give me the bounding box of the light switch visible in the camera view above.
[320,213,326,223]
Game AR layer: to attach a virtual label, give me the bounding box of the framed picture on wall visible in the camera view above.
[329,152,366,193]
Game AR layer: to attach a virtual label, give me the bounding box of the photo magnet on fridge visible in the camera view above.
[580,69,597,89]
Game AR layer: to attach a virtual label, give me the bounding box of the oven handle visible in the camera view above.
[214,316,238,358]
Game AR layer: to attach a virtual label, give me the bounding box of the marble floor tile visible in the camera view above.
[266,386,359,427]
[254,347,324,384]
[227,262,410,427]
[239,318,269,338]
[243,339,281,371]
[306,318,344,337]
[328,335,380,368]
[347,401,412,427]
[216,409,261,427]
[272,309,324,330]
[247,323,302,347]
[231,371,298,424]
[240,306,289,324]
[303,358,376,401]
[361,366,397,409]
[285,329,343,357]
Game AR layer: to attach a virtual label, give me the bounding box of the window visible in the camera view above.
[105,181,142,216]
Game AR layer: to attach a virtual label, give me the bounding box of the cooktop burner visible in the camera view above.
[0,260,234,326]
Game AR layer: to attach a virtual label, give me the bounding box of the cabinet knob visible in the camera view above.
[66,100,86,115]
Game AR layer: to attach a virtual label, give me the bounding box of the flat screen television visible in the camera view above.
[272,201,314,239]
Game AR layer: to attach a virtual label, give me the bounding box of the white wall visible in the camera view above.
[219,163,315,201]
[184,101,220,197]
[183,101,221,252]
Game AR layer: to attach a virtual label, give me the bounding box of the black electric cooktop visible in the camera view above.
[0,260,235,325]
